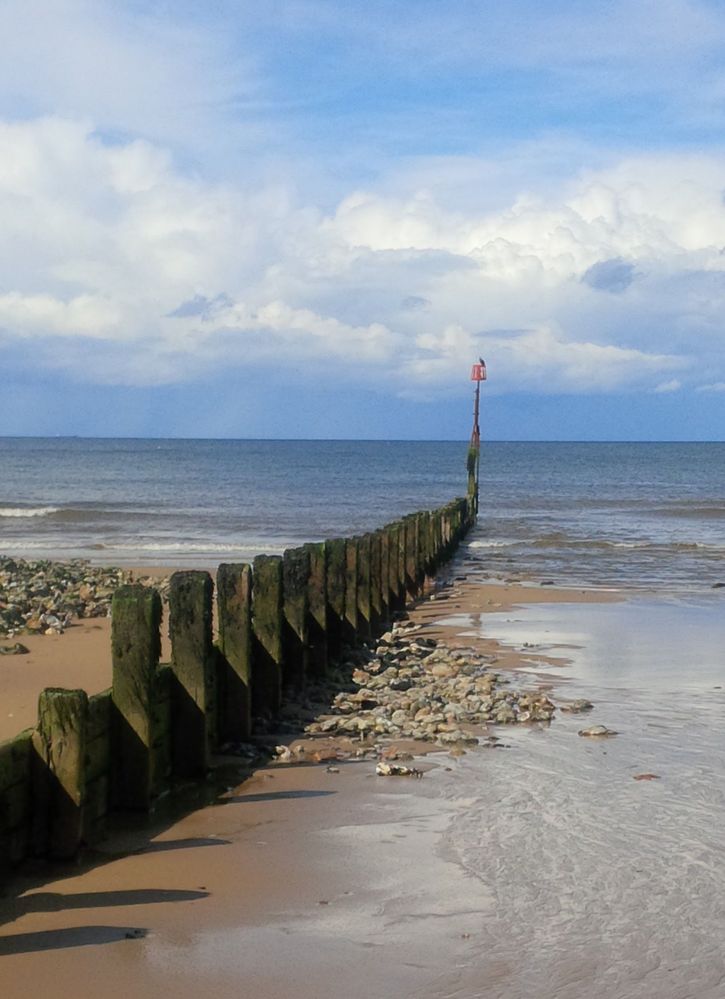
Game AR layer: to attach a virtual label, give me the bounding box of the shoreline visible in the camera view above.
[0,567,621,998]
[1,563,617,743]
[4,561,725,996]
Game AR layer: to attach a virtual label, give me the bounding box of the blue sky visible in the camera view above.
[2,0,725,439]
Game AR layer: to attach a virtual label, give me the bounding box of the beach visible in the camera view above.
[2,560,725,998]
[2,439,725,997]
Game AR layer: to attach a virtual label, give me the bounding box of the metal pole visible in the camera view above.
[468,378,481,515]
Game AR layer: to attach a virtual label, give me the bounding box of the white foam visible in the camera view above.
[468,539,516,549]
[0,506,59,518]
[110,541,288,554]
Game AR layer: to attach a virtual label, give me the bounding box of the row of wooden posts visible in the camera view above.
[0,496,473,876]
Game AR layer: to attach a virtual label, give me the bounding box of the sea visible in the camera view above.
[1,437,724,590]
[3,437,725,996]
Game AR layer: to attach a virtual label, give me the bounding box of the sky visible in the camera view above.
[2,0,725,440]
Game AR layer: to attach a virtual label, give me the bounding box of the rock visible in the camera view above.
[578,725,617,738]
[376,762,422,778]
[0,642,30,655]
[494,704,516,724]
[560,699,594,713]
[633,773,660,781]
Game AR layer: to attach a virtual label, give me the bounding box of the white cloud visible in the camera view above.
[0,0,255,153]
[653,379,682,393]
[3,116,725,396]
[696,382,725,392]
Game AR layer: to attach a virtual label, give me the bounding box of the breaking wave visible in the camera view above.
[0,506,60,518]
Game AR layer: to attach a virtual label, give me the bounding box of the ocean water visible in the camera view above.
[0,438,467,566]
[432,595,725,999]
[1,438,724,588]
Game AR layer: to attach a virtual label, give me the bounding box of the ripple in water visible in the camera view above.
[433,595,725,998]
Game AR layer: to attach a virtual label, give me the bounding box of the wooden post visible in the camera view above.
[356,533,372,638]
[380,528,391,622]
[344,537,358,644]
[282,547,310,692]
[325,537,346,662]
[217,563,253,743]
[168,571,215,778]
[251,555,284,719]
[404,515,418,602]
[416,512,427,589]
[34,688,88,860]
[111,584,162,810]
[397,520,407,608]
[369,531,383,630]
[0,730,33,874]
[304,542,328,680]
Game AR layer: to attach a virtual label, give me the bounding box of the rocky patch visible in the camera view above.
[0,556,170,637]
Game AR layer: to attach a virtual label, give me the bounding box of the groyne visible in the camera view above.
[0,497,473,878]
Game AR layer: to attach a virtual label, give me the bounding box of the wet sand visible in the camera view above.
[0,576,613,999]
[5,575,723,998]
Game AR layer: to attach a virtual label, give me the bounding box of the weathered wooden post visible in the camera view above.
[380,528,391,621]
[387,521,403,612]
[432,508,441,568]
[282,547,310,692]
[397,520,407,608]
[325,537,346,661]
[217,563,253,743]
[33,688,88,860]
[304,542,328,679]
[84,691,112,845]
[404,514,419,602]
[344,537,358,644]
[0,730,32,874]
[369,531,383,631]
[111,584,162,810]
[416,512,428,589]
[168,571,215,778]
[356,534,372,638]
[420,510,432,584]
[251,555,284,719]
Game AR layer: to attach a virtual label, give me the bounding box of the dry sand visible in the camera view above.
[0,577,618,998]
[0,565,175,741]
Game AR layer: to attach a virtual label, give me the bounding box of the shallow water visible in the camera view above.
[434,595,725,998]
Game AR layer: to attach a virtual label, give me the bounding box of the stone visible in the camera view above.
[560,699,594,713]
[0,642,29,655]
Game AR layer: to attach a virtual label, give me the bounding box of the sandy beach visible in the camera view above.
[2,566,725,998]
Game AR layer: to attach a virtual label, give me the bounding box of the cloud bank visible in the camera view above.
[3,116,725,396]
[2,0,725,418]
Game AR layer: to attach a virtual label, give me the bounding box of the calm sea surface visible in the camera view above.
[0,438,723,587]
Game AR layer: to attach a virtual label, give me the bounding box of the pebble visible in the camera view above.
[560,699,594,713]
[578,725,617,738]
[0,556,170,638]
[301,622,566,747]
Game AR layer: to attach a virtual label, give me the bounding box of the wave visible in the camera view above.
[0,506,60,518]
[467,532,725,556]
[529,536,725,554]
[468,540,517,549]
[90,541,289,554]
[647,505,725,520]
